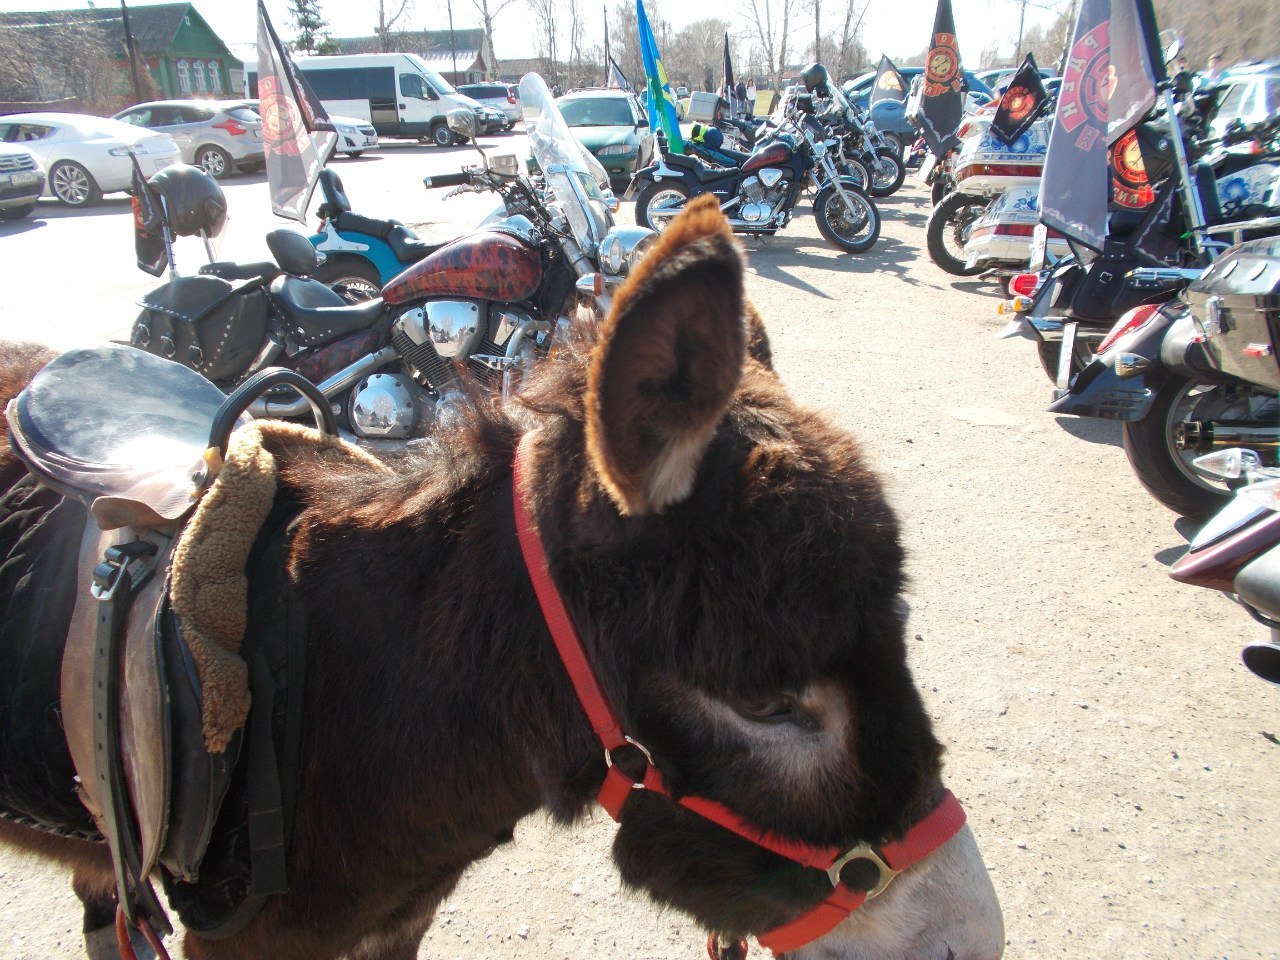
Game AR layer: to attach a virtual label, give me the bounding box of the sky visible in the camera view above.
[0,0,1069,70]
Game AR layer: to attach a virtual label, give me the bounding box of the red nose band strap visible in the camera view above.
[513,436,966,956]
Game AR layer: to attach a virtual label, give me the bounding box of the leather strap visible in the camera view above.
[91,540,169,932]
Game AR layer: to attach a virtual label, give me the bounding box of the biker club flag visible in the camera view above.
[919,0,965,156]
[869,55,908,107]
[722,33,735,106]
[256,0,335,223]
[131,156,168,276]
[990,53,1049,147]
[636,0,685,153]
[1037,0,1159,250]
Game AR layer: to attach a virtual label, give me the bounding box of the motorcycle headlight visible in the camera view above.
[597,227,656,276]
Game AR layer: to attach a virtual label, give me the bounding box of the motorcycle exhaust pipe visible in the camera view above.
[249,346,400,420]
[1177,421,1280,456]
[1242,642,1280,685]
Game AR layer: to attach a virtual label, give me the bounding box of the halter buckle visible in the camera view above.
[603,735,655,789]
[826,843,900,899]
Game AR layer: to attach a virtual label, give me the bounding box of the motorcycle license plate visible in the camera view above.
[917,154,937,183]
[622,177,638,201]
[1029,223,1048,272]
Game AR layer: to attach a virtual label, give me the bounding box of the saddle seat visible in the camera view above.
[7,343,239,529]
[331,210,447,265]
[664,151,742,186]
[268,276,387,349]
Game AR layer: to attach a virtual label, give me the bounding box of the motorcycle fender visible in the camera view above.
[1047,310,1175,420]
[1158,310,1231,382]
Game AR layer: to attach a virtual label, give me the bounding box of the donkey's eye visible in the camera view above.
[736,695,799,724]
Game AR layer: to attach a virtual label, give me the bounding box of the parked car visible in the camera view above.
[0,143,45,220]
[842,68,994,153]
[556,89,654,187]
[328,114,380,157]
[456,82,521,129]
[112,99,264,179]
[1207,63,1280,141]
[0,113,180,207]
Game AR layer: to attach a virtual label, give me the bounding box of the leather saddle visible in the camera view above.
[6,344,334,933]
[317,166,446,265]
[663,151,743,187]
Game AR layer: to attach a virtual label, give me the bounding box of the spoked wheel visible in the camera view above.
[635,181,691,231]
[813,183,880,253]
[196,145,232,179]
[867,148,906,197]
[314,255,382,303]
[1122,377,1273,520]
[49,161,100,207]
[926,192,990,275]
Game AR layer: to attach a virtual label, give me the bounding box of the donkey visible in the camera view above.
[0,196,1002,960]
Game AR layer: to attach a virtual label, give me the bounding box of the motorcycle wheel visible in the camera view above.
[880,132,904,158]
[867,149,906,197]
[635,181,691,231]
[930,179,949,207]
[813,184,880,254]
[1035,336,1095,384]
[314,255,383,303]
[1121,375,1248,520]
[926,192,990,276]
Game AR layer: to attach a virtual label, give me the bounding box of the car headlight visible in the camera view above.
[597,144,637,156]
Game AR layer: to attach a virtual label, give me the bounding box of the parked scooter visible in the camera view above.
[1169,448,1280,684]
[1047,232,1280,519]
[129,74,655,443]
[631,73,880,254]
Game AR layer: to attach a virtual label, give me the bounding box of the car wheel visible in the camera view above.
[196,145,233,179]
[49,161,100,207]
[431,123,457,147]
[0,204,37,220]
[346,151,363,158]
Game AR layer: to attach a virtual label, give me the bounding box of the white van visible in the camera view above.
[250,53,490,147]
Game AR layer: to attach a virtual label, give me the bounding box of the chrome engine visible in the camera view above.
[347,372,421,439]
[738,173,789,224]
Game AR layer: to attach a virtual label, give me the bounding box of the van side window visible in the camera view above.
[399,74,427,99]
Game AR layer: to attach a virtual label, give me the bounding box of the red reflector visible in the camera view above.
[994,224,1035,237]
[213,119,248,136]
[1010,273,1041,297]
[1097,303,1160,355]
[508,94,517,103]
[960,163,1044,179]
[1244,343,1274,358]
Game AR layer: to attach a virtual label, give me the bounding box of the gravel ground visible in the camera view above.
[1,178,1277,960]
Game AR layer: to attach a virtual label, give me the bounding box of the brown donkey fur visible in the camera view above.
[0,196,944,960]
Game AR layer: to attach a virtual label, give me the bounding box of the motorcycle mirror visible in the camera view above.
[489,153,519,177]
[1160,30,1184,65]
[446,108,478,141]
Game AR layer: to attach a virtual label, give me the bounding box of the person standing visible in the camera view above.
[1204,53,1224,84]
[735,79,747,118]
[745,78,756,117]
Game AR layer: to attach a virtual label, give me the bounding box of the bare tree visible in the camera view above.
[566,0,586,78]
[470,0,520,79]
[833,0,870,80]
[746,0,795,87]
[528,0,560,83]
[1152,0,1279,69]
[0,17,128,111]
[375,0,414,53]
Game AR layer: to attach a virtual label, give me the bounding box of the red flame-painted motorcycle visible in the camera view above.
[130,73,654,442]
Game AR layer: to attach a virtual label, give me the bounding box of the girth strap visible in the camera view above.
[91,540,170,933]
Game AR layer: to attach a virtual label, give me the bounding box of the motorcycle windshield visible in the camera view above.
[519,73,612,255]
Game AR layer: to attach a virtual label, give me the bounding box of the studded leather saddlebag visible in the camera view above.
[132,276,268,384]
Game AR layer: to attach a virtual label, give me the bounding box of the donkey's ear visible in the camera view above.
[586,194,746,515]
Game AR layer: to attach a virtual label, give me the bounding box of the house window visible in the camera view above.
[193,59,206,93]
[207,61,223,93]
[176,59,190,93]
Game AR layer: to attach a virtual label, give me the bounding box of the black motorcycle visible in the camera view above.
[630,96,880,254]
[1047,232,1280,519]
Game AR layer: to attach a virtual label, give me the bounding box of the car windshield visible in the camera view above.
[559,98,633,127]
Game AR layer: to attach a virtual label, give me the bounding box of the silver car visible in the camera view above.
[456,83,521,129]
[112,99,265,179]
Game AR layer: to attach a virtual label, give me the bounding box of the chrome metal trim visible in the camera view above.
[1056,322,1077,392]
[249,346,399,419]
[1115,353,1152,378]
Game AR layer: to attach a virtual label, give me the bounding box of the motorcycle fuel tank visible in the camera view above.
[742,142,791,174]
[383,231,542,306]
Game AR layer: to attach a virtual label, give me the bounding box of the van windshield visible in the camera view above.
[405,56,458,96]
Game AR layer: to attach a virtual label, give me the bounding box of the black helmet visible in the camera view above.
[148,163,227,238]
[801,63,830,97]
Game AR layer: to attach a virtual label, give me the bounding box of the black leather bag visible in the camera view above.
[133,276,268,384]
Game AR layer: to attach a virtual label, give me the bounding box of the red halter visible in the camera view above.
[512,435,966,955]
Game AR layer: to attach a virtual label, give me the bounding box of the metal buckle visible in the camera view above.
[603,735,655,790]
[826,843,900,899]
[91,542,158,601]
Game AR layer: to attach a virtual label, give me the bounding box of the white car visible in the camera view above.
[329,114,380,158]
[0,113,180,207]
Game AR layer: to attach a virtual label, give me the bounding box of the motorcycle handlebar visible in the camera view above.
[423,171,472,188]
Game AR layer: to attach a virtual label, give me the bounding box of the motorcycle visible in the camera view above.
[1047,231,1280,520]
[630,92,881,254]
[823,92,905,197]
[1168,447,1280,684]
[129,73,655,442]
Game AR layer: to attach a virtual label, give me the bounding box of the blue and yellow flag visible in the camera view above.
[636,0,684,154]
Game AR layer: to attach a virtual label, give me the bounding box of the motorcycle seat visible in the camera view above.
[664,152,741,185]
[200,261,280,285]
[7,343,231,523]
[268,276,387,349]
[386,224,447,264]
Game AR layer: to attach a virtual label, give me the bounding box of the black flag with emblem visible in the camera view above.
[131,155,167,277]
[919,0,965,155]
[256,0,335,223]
[990,53,1049,147]
[869,55,908,106]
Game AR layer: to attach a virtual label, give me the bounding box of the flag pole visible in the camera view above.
[603,6,610,86]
